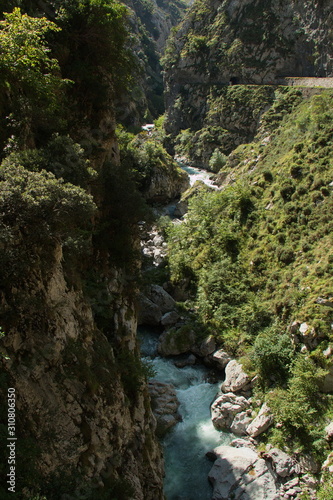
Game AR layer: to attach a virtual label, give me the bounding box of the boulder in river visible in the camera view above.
[222,359,251,393]
[148,284,176,314]
[148,380,181,437]
[208,444,279,500]
[209,349,232,369]
[138,284,177,326]
[161,310,180,327]
[211,392,250,431]
[137,294,162,326]
[230,410,253,436]
[191,335,216,358]
[158,327,196,356]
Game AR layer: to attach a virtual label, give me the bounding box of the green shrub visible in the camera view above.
[263,169,273,182]
[209,148,228,172]
[252,327,294,386]
[317,471,333,500]
[2,135,96,187]
[0,164,95,236]
[267,355,328,452]
[0,8,68,150]
[280,181,295,201]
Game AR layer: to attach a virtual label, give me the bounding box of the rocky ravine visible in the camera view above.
[138,229,333,500]
[163,0,333,161]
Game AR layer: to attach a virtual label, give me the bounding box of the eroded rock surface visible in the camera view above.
[208,444,278,500]
[246,403,273,437]
[222,360,251,393]
[149,380,181,436]
[211,392,250,430]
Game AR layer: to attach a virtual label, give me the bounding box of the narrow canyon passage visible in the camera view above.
[139,327,232,500]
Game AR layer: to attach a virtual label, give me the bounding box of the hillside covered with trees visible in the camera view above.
[0,0,333,499]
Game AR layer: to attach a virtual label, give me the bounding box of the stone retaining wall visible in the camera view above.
[276,77,333,88]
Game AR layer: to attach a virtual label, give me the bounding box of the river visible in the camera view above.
[139,328,231,500]
[139,164,230,499]
[178,164,219,190]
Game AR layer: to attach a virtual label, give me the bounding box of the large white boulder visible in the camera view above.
[246,403,273,437]
[211,392,250,430]
[208,445,278,500]
[230,411,253,436]
[210,350,232,369]
[222,360,251,393]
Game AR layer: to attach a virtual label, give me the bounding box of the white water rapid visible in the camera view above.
[139,328,232,500]
[140,163,229,499]
[179,164,218,190]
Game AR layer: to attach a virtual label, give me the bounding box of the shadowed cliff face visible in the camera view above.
[163,0,333,140]
[0,126,165,499]
[117,0,189,124]
[0,4,165,496]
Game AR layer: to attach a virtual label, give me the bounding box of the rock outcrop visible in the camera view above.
[119,0,188,124]
[209,350,232,369]
[211,392,250,431]
[158,327,196,356]
[148,380,181,436]
[208,444,278,500]
[0,250,164,499]
[0,97,165,498]
[143,162,190,203]
[266,447,297,478]
[221,359,251,393]
[138,284,178,327]
[246,403,274,438]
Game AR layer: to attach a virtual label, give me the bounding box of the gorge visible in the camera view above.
[0,1,333,499]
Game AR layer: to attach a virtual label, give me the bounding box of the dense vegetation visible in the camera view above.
[1,0,333,497]
[0,2,158,499]
[162,0,333,171]
[165,89,333,469]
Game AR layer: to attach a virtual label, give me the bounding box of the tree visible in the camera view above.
[54,0,134,119]
[209,148,227,172]
[0,8,68,150]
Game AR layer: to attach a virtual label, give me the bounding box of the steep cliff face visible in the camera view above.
[0,129,164,500]
[1,243,164,499]
[163,0,333,157]
[118,0,188,124]
[0,4,165,498]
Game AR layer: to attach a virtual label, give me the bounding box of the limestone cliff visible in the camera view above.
[163,0,333,162]
[118,0,189,124]
[0,93,164,500]
[1,244,164,499]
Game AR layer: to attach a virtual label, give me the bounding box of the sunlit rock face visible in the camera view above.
[164,0,333,148]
